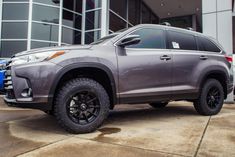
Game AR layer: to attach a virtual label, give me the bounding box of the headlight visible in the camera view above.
[11,51,65,66]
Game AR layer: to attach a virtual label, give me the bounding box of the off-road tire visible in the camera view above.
[54,78,110,134]
[194,79,224,116]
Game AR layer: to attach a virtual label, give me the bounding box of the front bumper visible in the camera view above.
[4,61,62,111]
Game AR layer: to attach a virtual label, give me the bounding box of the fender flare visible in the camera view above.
[197,69,229,94]
[48,62,118,107]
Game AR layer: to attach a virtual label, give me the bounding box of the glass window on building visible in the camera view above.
[62,27,81,45]
[127,28,166,49]
[1,41,27,57]
[31,41,58,49]
[2,3,29,20]
[141,3,151,24]
[2,22,28,39]
[128,0,141,25]
[109,11,127,32]
[3,0,29,1]
[86,0,101,10]
[32,4,59,24]
[86,10,101,30]
[34,0,60,6]
[161,16,193,30]
[62,10,82,30]
[63,0,83,14]
[85,31,100,44]
[110,0,127,19]
[31,22,59,42]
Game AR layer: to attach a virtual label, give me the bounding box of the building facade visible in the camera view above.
[0,0,233,57]
[0,0,204,57]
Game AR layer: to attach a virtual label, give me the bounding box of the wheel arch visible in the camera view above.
[199,70,228,99]
[48,63,118,110]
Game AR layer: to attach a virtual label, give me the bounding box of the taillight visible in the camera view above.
[225,56,233,63]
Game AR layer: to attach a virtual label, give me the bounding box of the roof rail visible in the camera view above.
[186,27,194,31]
[160,22,171,26]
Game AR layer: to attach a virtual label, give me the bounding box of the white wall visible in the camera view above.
[202,0,233,102]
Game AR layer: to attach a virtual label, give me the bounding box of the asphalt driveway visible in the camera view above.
[0,98,234,157]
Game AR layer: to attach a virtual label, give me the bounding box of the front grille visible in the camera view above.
[4,61,15,99]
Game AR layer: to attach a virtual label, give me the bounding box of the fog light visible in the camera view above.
[21,88,32,97]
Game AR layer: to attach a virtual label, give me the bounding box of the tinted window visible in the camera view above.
[197,37,221,52]
[168,31,197,50]
[127,28,166,49]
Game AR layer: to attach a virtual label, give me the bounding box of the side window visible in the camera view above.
[168,31,197,51]
[197,37,221,52]
[126,28,166,49]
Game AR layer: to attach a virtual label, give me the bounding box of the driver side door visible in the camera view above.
[117,27,172,103]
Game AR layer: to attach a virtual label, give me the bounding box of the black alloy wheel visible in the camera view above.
[66,91,100,125]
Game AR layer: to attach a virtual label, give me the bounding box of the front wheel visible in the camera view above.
[194,79,224,116]
[54,78,110,134]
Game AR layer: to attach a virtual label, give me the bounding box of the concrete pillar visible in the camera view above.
[202,0,233,103]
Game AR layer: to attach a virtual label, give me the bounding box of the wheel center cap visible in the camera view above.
[211,96,215,101]
[80,103,87,111]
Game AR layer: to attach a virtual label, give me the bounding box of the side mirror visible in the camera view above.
[117,35,141,47]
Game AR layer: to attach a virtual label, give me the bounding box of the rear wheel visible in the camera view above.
[194,79,224,116]
[149,102,168,109]
[54,78,110,134]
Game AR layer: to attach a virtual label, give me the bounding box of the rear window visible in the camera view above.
[197,36,221,52]
[167,31,197,51]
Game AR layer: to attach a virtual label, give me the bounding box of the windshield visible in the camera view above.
[90,33,119,45]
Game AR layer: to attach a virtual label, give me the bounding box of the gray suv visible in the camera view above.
[4,24,233,133]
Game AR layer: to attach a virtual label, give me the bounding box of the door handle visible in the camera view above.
[200,55,208,60]
[160,55,171,61]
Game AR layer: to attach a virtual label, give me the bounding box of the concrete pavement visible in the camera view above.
[0,99,234,157]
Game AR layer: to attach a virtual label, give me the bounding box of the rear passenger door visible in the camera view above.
[167,30,205,99]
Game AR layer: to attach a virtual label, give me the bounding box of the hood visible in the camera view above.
[14,45,92,57]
